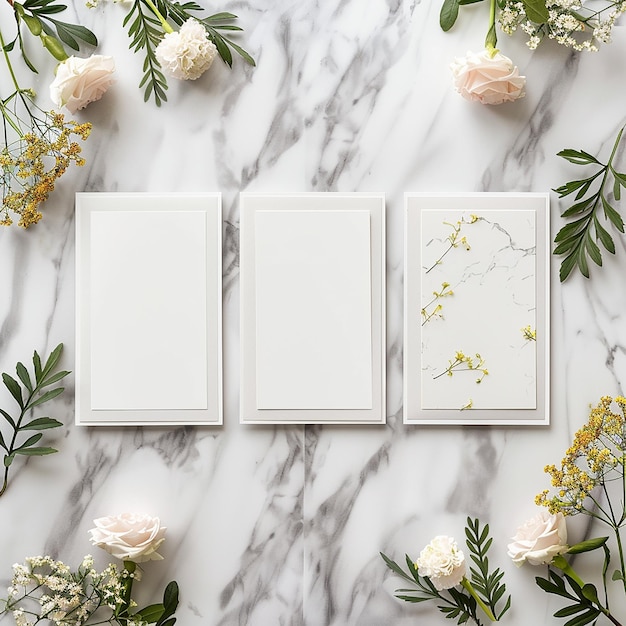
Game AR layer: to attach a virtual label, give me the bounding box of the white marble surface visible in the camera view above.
[1,0,626,623]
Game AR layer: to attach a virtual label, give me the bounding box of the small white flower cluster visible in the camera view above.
[498,0,626,50]
[5,555,131,625]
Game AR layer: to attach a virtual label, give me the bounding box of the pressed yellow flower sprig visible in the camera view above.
[0,26,91,228]
[433,351,489,384]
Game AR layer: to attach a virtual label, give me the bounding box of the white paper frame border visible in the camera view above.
[75,192,223,426]
[240,192,386,424]
[404,192,550,426]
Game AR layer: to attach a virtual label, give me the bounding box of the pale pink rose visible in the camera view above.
[507,511,568,566]
[451,49,526,105]
[156,19,218,80]
[89,513,166,563]
[415,535,467,590]
[50,55,115,113]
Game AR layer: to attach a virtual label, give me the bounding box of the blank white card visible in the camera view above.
[255,209,373,410]
[90,210,208,410]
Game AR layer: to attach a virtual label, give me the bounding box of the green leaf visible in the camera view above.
[156,581,179,625]
[15,362,33,392]
[41,343,63,381]
[33,350,42,383]
[19,417,63,431]
[564,608,602,626]
[0,430,7,451]
[380,552,415,583]
[40,369,70,388]
[16,433,43,450]
[4,453,15,467]
[27,387,64,409]
[440,0,461,31]
[567,537,609,554]
[134,603,165,622]
[601,195,625,232]
[611,569,624,581]
[559,250,580,282]
[558,149,602,166]
[0,408,15,428]
[593,217,615,254]
[2,374,23,409]
[555,604,587,617]
[14,446,57,456]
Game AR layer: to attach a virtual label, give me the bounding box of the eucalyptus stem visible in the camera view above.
[141,0,174,33]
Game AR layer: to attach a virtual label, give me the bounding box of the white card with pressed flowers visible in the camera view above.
[404,193,550,425]
[420,208,536,410]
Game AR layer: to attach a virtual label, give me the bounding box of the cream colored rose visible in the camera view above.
[50,55,115,114]
[415,535,467,590]
[89,513,166,562]
[507,511,568,566]
[451,49,526,105]
[155,19,218,81]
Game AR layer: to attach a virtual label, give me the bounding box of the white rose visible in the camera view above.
[450,49,526,105]
[415,535,467,590]
[89,513,166,563]
[155,19,218,81]
[50,55,115,114]
[507,511,569,566]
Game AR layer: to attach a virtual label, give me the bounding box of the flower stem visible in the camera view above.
[0,26,21,93]
[141,0,174,33]
[461,578,497,622]
[485,0,498,53]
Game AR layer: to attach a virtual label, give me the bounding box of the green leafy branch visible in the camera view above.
[381,518,510,626]
[535,538,626,626]
[465,518,511,621]
[0,343,69,498]
[553,126,626,281]
[6,0,97,71]
[123,0,169,106]
[380,552,482,625]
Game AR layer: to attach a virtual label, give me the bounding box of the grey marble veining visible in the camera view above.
[1,0,626,623]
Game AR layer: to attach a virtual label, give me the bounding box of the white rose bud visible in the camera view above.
[507,511,569,566]
[451,49,526,105]
[50,55,115,113]
[155,19,218,81]
[415,535,467,590]
[89,513,166,563]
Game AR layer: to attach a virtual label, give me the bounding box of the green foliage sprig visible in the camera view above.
[553,126,626,281]
[0,343,69,497]
[6,0,97,69]
[381,517,511,626]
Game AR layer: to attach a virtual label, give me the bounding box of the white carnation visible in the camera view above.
[415,535,467,590]
[156,19,218,81]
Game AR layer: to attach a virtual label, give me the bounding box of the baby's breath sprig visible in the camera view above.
[2,555,179,625]
[433,351,489,384]
[553,125,626,281]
